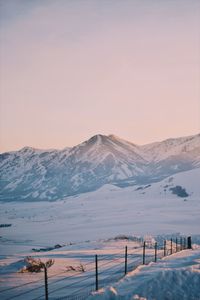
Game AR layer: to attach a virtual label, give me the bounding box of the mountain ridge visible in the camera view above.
[2,132,199,154]
[0,133,199,201]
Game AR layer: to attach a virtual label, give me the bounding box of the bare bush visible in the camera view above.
[66,264,85,272]
[19,256,54,273]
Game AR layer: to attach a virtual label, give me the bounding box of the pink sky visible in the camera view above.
[0,0,200,152]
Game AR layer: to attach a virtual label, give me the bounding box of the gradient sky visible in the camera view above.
[0,0,200,152]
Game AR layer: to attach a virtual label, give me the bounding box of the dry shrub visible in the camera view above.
[20,256,54,273]
[66,264,85,272]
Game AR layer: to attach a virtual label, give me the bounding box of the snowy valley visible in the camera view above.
[0,134,200,299]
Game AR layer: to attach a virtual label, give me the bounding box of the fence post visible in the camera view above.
[164,240,166,257]
[44,266,48,300]
[125,246,128,275]
[187,236,192,249]
[155,242,157,262]
[184,237,186,250]
[176,238,178,252]
[143,241,146,264]
[180,237,182,251]
[95,254,98,291]
[170,238,173,255]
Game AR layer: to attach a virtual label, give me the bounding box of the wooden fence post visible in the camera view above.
[170,238,173,255]
[44,266,48,300]
[187,236,192,249]
[143,241,146,264]
[125,246,128,275]
[184,237,186,250]
[95,255,98,291]
[155,242,157,262]
[164,240,166,257]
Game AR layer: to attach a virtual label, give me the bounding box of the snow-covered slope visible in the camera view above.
[141,134,200,162]
[89,250,200,300]
[0,133,199,201]
[0,168,199,251]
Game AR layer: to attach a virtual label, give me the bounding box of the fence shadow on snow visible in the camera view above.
[0,236,192,300]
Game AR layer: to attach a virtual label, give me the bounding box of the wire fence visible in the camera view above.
[0,236,192,300]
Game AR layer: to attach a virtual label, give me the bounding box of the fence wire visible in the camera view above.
[0,236,190,300]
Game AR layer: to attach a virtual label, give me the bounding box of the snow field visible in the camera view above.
[89,249,200,300]
[0,169,200,255]
[0,168,199,299]
[0,238,190,300]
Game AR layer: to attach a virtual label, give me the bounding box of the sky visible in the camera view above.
[0,0,200,152]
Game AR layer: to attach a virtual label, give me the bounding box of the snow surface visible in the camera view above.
[89,249,200,300]
[0,168,200,299]
[0,168,199,256]
[0,169,200,251]
[141,133,200,162]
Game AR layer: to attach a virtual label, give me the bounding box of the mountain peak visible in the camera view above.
[86,134,128,147]
[1,133,199,201]
[19,146,36,153]
[87,134,108,145]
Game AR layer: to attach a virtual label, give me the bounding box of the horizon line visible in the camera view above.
[1,132,199,154]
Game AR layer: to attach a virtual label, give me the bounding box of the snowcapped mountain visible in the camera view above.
[0,133,200,201]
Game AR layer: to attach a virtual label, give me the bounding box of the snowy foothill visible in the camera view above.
[0,168,200,255]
